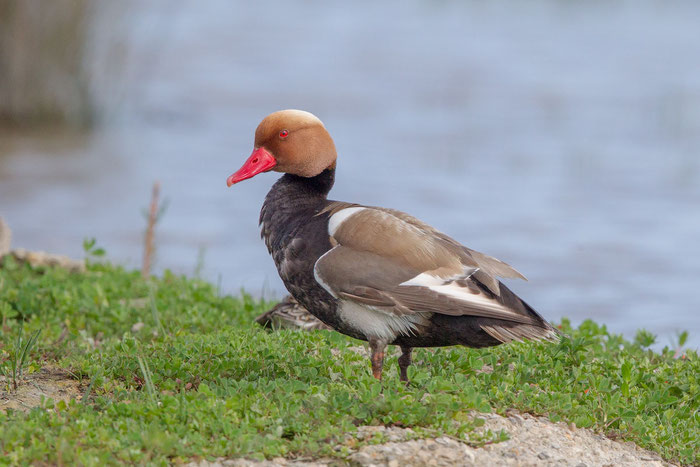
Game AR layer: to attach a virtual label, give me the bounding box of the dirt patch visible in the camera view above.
[189,412,676,467]
[0,366,82,412]
[348,413,676,466]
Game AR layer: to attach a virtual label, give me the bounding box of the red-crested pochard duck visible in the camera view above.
[256,295,330,331]
[228,110,559,382]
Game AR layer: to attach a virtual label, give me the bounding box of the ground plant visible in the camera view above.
[0,257,697,465]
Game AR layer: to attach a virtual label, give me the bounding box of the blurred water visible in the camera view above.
[1,0,699,348]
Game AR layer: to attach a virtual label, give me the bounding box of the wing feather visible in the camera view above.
[323,204,525,295]
[313,205,555,339]
[314,245,543,326]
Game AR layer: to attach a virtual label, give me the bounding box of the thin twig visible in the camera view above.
[142,181,160,278]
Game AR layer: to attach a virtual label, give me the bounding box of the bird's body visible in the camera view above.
[229,109,559,381]
[255,294,329,331]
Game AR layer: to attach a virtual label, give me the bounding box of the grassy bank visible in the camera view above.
[0,258,697,465]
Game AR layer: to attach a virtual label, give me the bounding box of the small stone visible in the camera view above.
[388,460,399,467]
[10,248,85,273]
[508,413,525,424]
[462,449,476,463]
[538,451,550,460]
[575,463,587,467]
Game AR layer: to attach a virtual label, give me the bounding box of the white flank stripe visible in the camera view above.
[427,282,509,313]
[313,247,339,298]
[328,207,366,236]
[400,271,512,314]
[399,272,444,287]
[399,269,479,287]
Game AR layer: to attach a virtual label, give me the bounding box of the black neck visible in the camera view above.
[259,168,335,227]
[269,168,335,205]
[282,168,335,198]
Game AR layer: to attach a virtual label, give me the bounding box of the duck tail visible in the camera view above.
[480,281,563,344]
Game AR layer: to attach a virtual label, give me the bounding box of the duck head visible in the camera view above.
[227,110,337,186]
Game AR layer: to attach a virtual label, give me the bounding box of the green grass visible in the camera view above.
[0,326,41,391]
[0,256,697,465]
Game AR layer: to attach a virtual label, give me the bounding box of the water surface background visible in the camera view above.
[1,1,699,348]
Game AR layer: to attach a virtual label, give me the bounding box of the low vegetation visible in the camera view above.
[0,256,697,465]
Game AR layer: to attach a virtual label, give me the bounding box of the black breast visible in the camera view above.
[258,170,363,337]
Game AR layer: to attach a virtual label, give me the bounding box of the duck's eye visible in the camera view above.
[279,129,289,139]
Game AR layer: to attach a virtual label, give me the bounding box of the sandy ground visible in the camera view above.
[0,366,82,413]
[191,414,676,467]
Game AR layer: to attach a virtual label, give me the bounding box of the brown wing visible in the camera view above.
[321,203,526,294]
[314,245,542,326]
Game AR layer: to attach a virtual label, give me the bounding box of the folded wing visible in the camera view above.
[314,204,558,342]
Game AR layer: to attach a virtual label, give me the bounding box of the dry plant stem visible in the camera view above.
[142,181,160,278]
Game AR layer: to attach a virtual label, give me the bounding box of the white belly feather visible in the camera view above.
[338,301,426,341]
